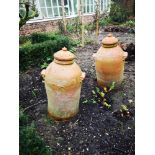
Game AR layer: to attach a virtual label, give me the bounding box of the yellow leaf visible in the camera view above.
[103,87,108,92]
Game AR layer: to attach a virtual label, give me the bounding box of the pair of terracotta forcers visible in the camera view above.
[41,33,128,121]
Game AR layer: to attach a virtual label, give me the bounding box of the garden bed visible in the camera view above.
[104,25,135,34]
[19,32,135,155]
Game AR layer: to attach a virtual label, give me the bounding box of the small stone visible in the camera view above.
[128,127,131,130]
[68,147,71,151]
[79,140,83,144]
[86,148,89,151]
[57,143,60,146]
[105,133,109,136]
[128,99,133,103]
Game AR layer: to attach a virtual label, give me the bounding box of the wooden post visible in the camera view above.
[61,0,67,33]
[96,0,100,43]
[78,0,84,46]
[81,0,84,47]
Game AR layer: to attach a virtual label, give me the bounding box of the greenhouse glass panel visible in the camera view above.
[87,5,89,13]
[53,7,59,16]
[58,0,61,5]
[47,8,53,17]
[52,0,57,6]
[73,0,77,14]
[41,8,47,17]
[46,0,51,7]
[91,5,93,12]
[65,7,69,16]
[39,0,45,7]
[59,7,62,16]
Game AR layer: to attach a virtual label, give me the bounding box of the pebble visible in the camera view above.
[128,99,133,103]
[68,147,71,151]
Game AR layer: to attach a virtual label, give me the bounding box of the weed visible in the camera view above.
[70,47,76,53]
[82,99,88,104]
[122,20,135,27]
[32,90,37,97]
[19,109,55,155]
[90,82,115,108]
[41,62,48,69]
[92,90,96,95]
[44,116,54,125]
[103,101,111,109]
[120,104,130,117]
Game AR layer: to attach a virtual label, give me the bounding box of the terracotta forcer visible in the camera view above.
[41,47,85,121]
[93,33,128,87]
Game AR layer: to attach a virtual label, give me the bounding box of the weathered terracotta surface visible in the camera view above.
[41,47,85,121]
[93,33,128,87]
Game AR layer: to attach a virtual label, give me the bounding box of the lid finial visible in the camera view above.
[102,33,118,48]
[62,47,67,51]
[108,33,113,37]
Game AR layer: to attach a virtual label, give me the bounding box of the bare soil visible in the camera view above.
[19,32,135,155]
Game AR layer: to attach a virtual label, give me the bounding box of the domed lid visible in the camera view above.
[102,33,118,48]
[54,47,75,64]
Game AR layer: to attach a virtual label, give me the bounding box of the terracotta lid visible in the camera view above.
[54,47,75,64]
[102,33,118,48]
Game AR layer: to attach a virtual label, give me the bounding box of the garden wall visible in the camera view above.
[20,15,94,36]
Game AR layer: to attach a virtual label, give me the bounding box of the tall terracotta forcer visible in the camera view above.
[41,47,85,121]
[93,33,128,87]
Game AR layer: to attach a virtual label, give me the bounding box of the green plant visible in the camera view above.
[19,108,29,126]
[41,62,49,69]
[19,33,72,71]
[43,116,54,125]
[31,32,51,44]
[85,38,94,45]
[120,104,130,117]
[85,23,96,32]
[21,40,32,47]
[109,2,128,23]
[19,0,39,29]
[103,101,111,109]
[32,90,37,97]
[19,35,30,45]
[19,109,55,155]
[82,99,88,104]
[88,82,116,108]
[58,20,66,34]
[122,20,135,27]
[99,17,112,27]
[67,24,74,33]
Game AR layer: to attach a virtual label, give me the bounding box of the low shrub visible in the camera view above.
[31,32,51,44]
[19,35,30,45]
[19,34,72,71]
[109,2,128,23]
[30,32,62,44]
[99,17,112,27]
[122,20,135,27]
[85,23,96,32]
[19,109,55,155]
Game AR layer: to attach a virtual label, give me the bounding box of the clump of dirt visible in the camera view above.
[20,33,135,154]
